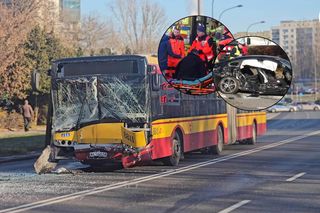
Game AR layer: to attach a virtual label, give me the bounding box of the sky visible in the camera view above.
[81,0,320,34]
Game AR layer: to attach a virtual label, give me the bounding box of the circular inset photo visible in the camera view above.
[213,36,293,110]
[158,15,234,95]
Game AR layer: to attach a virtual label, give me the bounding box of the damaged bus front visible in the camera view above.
[46,56,153,167]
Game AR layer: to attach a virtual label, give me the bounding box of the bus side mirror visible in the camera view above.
[47,69,52,76]
[151,74,160,91]
[31,70,40,91]
[147,65,160,91]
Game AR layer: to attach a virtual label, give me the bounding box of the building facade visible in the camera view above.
[1,0,80,40]
[271,20,320,81]
[234,31,271,40]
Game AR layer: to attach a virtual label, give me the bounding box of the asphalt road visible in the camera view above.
[0,111,320,213]
[219,92,282,110]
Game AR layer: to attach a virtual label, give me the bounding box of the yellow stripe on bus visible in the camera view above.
[237,112,266,127]
[151,114,228,139]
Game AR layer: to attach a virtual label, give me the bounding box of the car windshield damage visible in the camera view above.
[52,75,148,132]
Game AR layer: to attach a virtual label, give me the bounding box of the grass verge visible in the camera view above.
[0,135,45,157]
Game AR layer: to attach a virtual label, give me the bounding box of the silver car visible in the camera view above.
[267,103,299,113]
[294,102,320,111]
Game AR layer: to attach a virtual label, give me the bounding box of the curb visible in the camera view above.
[0,152,40,164]
[266,112,280,120]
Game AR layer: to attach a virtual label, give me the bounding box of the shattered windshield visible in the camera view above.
[52,74,148,132]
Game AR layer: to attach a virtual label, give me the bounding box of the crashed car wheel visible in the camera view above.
[218,76,239,94]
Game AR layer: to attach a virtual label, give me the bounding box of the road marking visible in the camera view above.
[218,200,251,213]
[266,112,280,120]
[286,172,306,182]
[1,130,319,213]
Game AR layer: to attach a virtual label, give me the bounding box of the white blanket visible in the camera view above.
[240,59,278,71]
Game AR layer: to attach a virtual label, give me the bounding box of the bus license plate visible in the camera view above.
[89,151,108,159]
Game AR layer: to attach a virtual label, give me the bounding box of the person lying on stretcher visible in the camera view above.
[169,49,215,94]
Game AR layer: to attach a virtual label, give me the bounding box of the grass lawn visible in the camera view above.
[0,134,45,157]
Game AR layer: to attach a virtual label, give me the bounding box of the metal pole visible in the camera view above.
[315,39,318,101]
[218,5,243,21]
[246,21,265,35]
[211,0,215,18]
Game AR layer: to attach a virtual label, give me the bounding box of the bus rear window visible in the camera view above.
[60,60,139,76]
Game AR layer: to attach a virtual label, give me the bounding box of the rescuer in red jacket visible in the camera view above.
[189,23,215,67]
[167,26,185,72]
[239,42,248,55]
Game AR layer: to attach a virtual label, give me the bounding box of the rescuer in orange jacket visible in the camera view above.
[167,26,185,71]
[189,23,215,67]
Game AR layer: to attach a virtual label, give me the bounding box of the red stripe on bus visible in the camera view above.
[237,125,252,141]
[257,123,267,135]
[183,130,217,152]
[150,125,229,160]
[150,137,172,160]
[237,122,267,141]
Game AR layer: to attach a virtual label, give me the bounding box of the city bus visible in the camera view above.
[43,55,266,168]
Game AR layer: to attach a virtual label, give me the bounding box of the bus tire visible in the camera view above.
[211,125,224,155]
[162,132,182,166]
[247,122,257,145]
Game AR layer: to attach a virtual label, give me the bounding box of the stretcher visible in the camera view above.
[169,72,215,95]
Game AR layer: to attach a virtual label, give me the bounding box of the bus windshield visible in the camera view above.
[52,74,148,132]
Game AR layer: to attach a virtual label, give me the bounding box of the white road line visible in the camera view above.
[266,112,280,120]
[218,200,251,213]
[1,129,319,213]
[286,172,306,182]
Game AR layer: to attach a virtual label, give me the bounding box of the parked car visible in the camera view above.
[214,55,292,95]
[267,102,298,113]
[293,102,320,111]
[283,97,293,103]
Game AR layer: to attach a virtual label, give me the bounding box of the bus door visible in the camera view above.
[226,104,237,144]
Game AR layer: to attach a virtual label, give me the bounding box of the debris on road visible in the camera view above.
[34,146,57,174]
[51,167,77,174]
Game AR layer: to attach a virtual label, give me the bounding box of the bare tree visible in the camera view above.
[110,0,167,54]
[78,14,119,55]
[0,0,40,99]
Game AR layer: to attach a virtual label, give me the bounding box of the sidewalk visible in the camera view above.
[0,151,40,164]
[0,125,46,139]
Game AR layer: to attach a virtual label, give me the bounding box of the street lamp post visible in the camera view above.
[211,0,215,18]
[314,41,318,101]
[246,21,266,35]
[218,4,243,21]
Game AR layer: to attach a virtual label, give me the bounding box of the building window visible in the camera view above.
[60,0,80,23]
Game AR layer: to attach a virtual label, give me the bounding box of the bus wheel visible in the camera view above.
[162,132,182,166]
[218,76,239,94]
[247,122,257,145]
[211,125,224,155]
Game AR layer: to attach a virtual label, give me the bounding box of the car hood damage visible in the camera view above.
[214,55,292,95]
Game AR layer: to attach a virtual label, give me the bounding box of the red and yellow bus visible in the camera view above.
[44,55,266,168]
